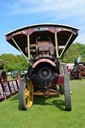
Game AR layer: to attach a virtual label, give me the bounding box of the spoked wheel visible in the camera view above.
[64,75,72,111]
[19,79,34,110]
[59,64,64,94]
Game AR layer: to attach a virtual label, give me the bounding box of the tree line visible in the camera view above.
[63,43,85,63]
[0,43,85,72]
[0,54,28,72]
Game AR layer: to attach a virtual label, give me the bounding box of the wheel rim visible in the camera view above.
[24,80,34,108]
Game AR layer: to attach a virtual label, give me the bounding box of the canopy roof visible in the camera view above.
[5,24,79,59]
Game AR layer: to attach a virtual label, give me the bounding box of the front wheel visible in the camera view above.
[19,79,34,110]
[64,75,72,111]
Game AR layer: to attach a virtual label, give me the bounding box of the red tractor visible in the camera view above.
[70,61,85,80]
[5,24,79,111]
[79,62,85,77]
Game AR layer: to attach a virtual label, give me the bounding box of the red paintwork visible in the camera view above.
[6,30,27,40]
[70,64,85,80]
[0,79,21,101]
[53,75,64,85]
[49,27,55,33]
[6,24,78,41]
[0,83,5,101]
[8,81,16,95]
[56,27,77,35]
[32,75,64,87]
[80,65,85,76]
[33,58,56,68]
[74,73,79,78]
[28,28,35,35]
[5,75,7,81]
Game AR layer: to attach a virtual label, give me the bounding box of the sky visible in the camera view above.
[0,0,85,55]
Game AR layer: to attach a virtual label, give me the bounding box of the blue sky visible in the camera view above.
[0,0,85,55]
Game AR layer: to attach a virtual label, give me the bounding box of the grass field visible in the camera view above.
[7,76,19,81]
[0,79,85,128]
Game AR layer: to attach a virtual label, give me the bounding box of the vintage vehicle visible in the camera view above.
[11,70,25,78]
[5,24,79,111]
[70,64,82,80]
[70,61,85,80]
[79,62,85,77]
[0,59,7,82]
[20,71,25,78]
[11,70,19,78]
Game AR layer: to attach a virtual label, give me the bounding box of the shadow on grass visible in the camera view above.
[9,94,19,101]
[33,96,65,111]
[9,94,65,111]
[52,100,65,111]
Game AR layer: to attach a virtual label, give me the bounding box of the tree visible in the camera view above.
[0,54,28,72]
[63,43,85,63]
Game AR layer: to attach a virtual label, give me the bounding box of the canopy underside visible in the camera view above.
[5,24,79,59]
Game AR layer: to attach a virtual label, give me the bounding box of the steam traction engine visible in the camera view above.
[5,24,79,111]
[70,61,85,80]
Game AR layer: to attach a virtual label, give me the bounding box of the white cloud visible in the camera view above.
[8,0,85,14]
[3,0,83,30]
[43,0,53,2]
[2,0,85,44]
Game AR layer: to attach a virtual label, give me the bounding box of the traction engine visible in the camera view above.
[5,24,79,111]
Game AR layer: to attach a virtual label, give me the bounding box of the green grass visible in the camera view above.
[0,79,85,128]
[7,76,18,81]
